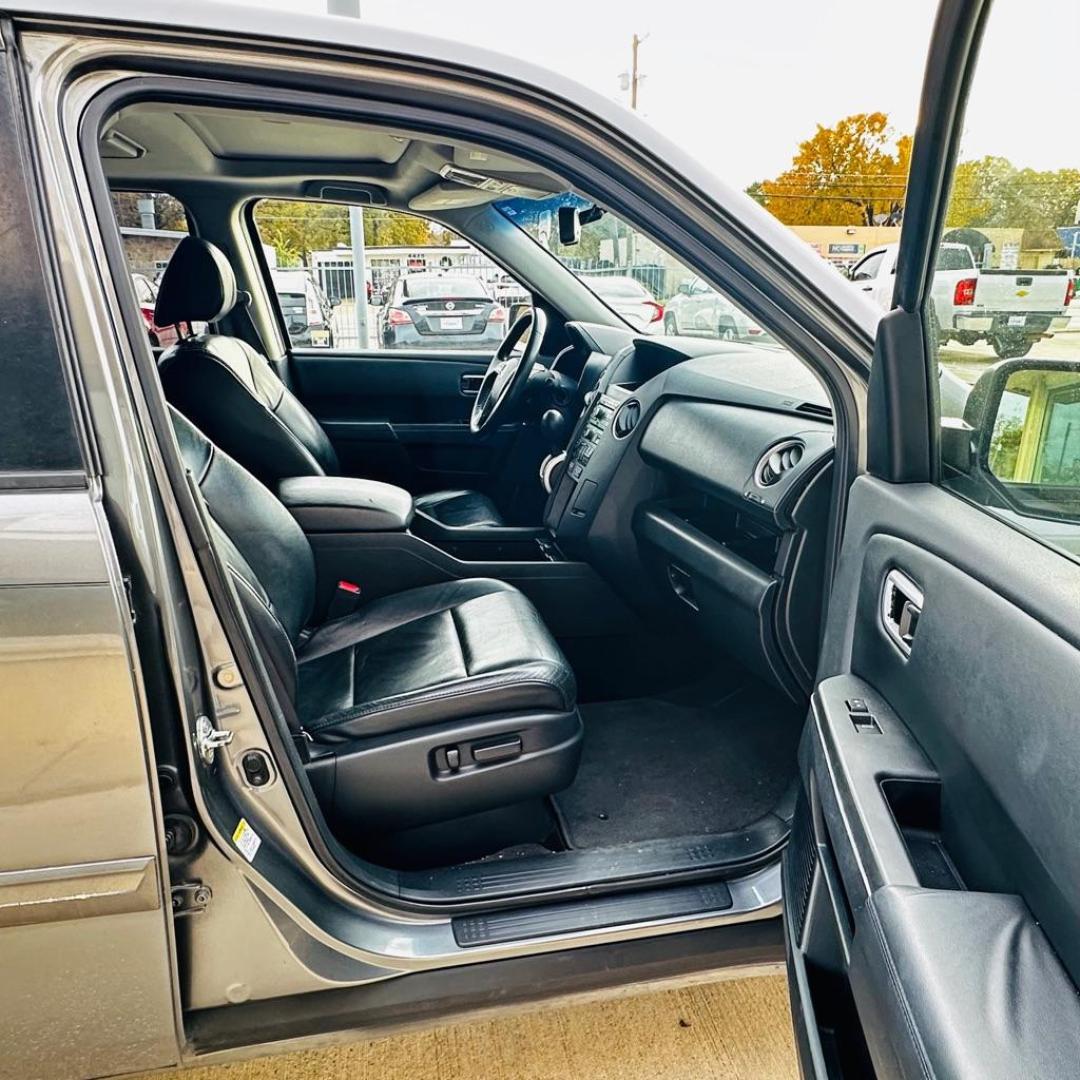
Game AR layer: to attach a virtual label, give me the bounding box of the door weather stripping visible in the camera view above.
[195,714,233,765]
[881,568,923,658]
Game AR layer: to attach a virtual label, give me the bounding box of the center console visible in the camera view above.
[275,472,633,639]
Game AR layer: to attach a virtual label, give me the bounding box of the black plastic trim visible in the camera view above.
[400,814,789,904]
[453,880,734,947]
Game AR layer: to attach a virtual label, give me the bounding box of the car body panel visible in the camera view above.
[0,491,179,1080]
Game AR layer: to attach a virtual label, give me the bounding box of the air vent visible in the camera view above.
[612,399,642,439]
[755,439,804,487]
[796,401,832,419]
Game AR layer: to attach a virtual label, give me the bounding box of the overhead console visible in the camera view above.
[544,338,835,699]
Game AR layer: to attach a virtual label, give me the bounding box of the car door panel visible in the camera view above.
[786,473,1080,1077]
[291,348,515,488]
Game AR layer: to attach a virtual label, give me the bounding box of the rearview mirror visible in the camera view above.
[960,358,1080,521]
[557,206,580,246]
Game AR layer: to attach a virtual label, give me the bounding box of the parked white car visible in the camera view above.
[581,274,664,330]
[850,242,1074,357]
[664,275,772,342]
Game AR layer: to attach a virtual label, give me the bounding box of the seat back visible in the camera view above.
[171,407,314,708]
[156,237,339,486]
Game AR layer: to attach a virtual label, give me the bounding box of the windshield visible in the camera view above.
[497,193,776,343]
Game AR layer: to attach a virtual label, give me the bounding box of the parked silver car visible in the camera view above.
[664,276,772,342]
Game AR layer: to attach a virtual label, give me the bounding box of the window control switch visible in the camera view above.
[850,711,882,734]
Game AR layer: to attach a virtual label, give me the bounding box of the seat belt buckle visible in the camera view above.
[326,579,362,621]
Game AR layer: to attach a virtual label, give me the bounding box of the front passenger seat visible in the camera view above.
[170,406,581,835]
[155,237,506,528]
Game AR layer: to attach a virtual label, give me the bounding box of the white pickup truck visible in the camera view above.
[850,241,1075,357]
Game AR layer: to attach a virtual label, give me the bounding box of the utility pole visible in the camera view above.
[619,33,648,111]
[626,33,648,269]
[630,33,643,111]
[328,0,368,348]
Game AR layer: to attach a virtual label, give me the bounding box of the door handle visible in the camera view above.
[881,568,922,657]
[460,373,484,396]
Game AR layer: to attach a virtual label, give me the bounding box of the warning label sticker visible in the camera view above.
[232,818,262,862]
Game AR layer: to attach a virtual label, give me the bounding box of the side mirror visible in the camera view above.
[959,357,1080,521]
[557,205,580,246]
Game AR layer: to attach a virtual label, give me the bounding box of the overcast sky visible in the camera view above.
[224,0,1074,191]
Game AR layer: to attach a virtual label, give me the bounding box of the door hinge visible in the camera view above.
[195,714,233,765]
[170,881,212,916]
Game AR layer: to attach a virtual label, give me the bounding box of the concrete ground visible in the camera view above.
[143,973,797,1080]
[939,328,1080,385]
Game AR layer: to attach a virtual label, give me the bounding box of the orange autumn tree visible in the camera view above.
[753,113,912,227]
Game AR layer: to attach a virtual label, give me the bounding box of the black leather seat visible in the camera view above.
[171,407,581,833]
[155,237,506,528]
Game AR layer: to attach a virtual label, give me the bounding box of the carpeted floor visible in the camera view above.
[133,973,797,1080]
[553,681,803,849]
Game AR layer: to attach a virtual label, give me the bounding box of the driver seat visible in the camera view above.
[154,237,505,528]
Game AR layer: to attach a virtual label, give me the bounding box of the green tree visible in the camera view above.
[756,113,911,226]
[253,200,350,266]
[363,209,440,247]
[946,157,1080,250]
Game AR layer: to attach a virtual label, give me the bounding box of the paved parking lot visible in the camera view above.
[940,328,1080,386]
[141,973,796,1080]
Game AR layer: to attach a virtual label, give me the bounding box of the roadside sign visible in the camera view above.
[1057,226,1080,258]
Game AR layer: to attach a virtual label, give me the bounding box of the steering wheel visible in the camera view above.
[469,307,547,434]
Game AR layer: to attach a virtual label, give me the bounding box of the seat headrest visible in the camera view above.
[154,237,238,326]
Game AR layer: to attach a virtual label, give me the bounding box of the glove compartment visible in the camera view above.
[634,499,800,698]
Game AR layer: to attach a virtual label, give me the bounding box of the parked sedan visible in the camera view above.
[379,272,507,348]
[664,276,771,342]
[582,273,664,331]
[271,269,335,347]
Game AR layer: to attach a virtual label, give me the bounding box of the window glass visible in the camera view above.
[0,72,81,477]
[110,191,192,348]
[253,201,527,351]
[851,252,884,281]
[497,194,782,348]
[934,3,1080,558]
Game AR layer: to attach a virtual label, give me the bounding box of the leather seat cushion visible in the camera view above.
[296,579,575,741]
[414,489,504,528]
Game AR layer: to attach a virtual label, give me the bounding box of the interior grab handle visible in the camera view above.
[881,568,923,658]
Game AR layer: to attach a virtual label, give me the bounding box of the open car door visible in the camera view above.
[784,1,1080,1076]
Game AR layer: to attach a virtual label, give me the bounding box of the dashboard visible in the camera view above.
[545,324,836,701]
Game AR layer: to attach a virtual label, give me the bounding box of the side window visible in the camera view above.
[0,66,81,478]
[851,251,884,282]
[110,191,191,347]
[934,3,1080,558]
[252,201,527,351]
